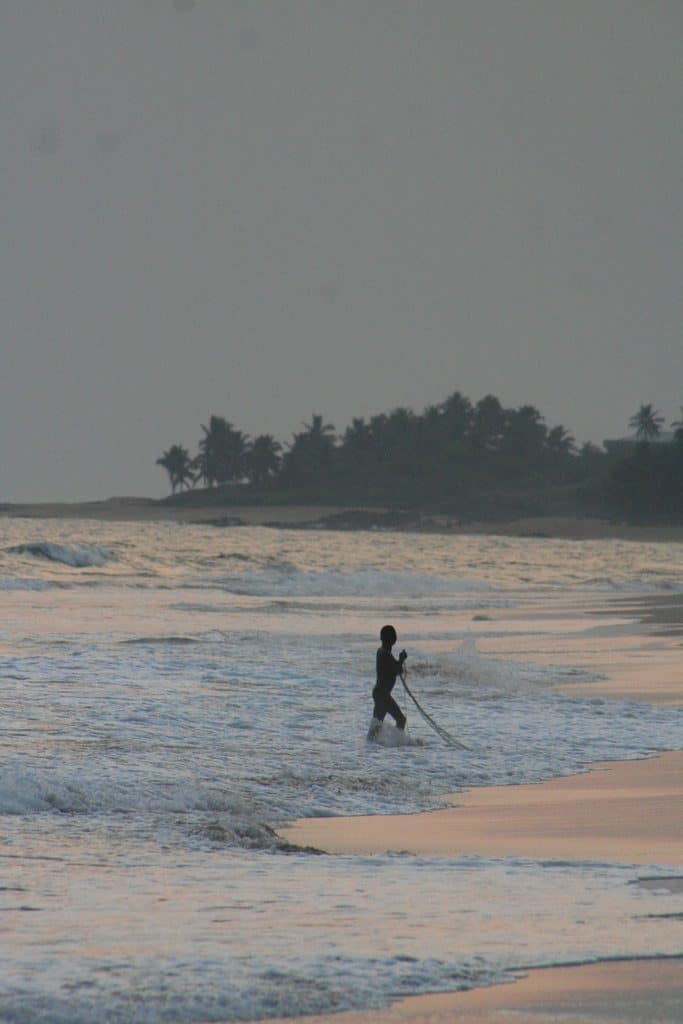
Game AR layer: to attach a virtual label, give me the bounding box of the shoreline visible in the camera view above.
[266,958,683,1024]
[278,751,683,865]
[2,498,683,542]
[276,752,683,1023]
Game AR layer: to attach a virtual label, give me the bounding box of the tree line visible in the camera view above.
[156,395,683,522]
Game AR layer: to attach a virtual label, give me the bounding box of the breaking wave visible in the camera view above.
[8,541,112,568]
[1,760,241,816]
[412,635,600,696]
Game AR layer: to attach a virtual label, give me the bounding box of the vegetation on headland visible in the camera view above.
[156,396,683,524]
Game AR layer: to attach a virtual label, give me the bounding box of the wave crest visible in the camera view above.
[8,541,111,568]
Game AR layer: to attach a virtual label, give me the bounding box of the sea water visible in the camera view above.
[0,518,681,1021]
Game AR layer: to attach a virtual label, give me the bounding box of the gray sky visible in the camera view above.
[1,1,681,501]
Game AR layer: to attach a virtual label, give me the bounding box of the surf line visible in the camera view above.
[400,670,470,750]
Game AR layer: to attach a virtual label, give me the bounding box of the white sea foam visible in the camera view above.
[0,760,250,819]
[8,541,111,568]
[415,635,600,696]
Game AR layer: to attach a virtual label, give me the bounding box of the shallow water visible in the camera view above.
[1,519,681,1021]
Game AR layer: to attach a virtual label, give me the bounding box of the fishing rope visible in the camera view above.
[400,668,470,750]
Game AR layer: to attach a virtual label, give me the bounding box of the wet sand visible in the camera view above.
[457,588,683,707]
[277,754,682,1023]
[267,959,683,1024]
[279,752,683,865]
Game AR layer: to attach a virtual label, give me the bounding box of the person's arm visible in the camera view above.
[390,649,408,676]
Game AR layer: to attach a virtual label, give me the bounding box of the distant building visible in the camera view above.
[603,431,675,456]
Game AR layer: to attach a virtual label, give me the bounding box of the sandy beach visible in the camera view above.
[279,752,683,865]
[266,959,683,1024]
[276,754,682,1023]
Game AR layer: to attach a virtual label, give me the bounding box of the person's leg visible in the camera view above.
[368,688,387,739]
[385,694,406,730]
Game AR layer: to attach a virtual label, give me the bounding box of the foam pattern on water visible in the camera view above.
[0,518,681,1021]
[1,628,680,841]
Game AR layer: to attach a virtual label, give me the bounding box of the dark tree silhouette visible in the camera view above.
[342,417,373,455]
[607,441,683,521]
[156,444,194,493]
[439,391,473,441]
[545,425,577,458]
[629,404,664,441]
[195,416,249,487]
[157,392,681,522]
[339,418,373,471]
[578,441,605,468]
[244,434,282,486]
[499,405,547,460]
[671,407,683,445]
[470,395,506,451]
[281,414,336,485]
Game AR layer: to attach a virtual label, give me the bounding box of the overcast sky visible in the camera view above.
[1,1,681,501]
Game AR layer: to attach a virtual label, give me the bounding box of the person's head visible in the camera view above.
[380,624,397,649]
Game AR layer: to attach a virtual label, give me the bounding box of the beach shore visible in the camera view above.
[279,751,683,865]
[277,754,682,1023]
[267,958,683,1024]
[2,498,683,543]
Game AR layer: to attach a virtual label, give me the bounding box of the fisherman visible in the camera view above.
[367,624,407,740]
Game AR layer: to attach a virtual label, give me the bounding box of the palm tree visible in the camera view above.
[469,395,506,451]
[195,416,249,487]
[281,414,336,485]
[629,403,664,441]
[499,405,547,460]
[245,434,282,486]
[368,413,388,448]
[342,417,372,452]
[385,406,415,436]
[379,406,420,479]
[416,405,444,462]
[545,425,577,458]
[439,391,472,441]
[671,407,683,445]
[304,413,336,447]
[156,444,194,493]
[338,417,376,483]
[340,417,374,464]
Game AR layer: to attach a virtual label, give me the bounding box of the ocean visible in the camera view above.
[1,517,681,1022]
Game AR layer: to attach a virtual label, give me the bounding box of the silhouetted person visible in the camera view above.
[367,624,407,739]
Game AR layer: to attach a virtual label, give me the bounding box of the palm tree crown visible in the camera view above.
[195,416,249,487]
[671,407,683,444]
[629,404,664,441]
[281,414,336,485]
[156,444,193,493]
[245,434,282,486]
